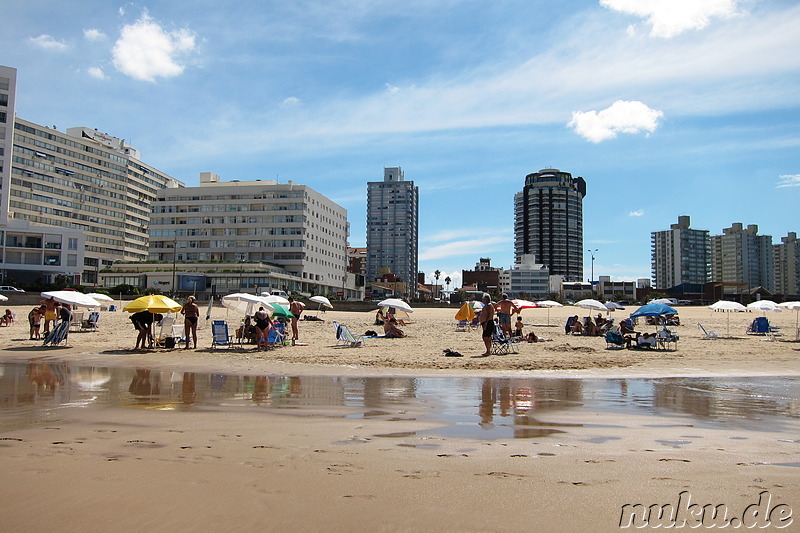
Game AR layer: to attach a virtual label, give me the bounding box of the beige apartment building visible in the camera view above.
[140,172,360,298]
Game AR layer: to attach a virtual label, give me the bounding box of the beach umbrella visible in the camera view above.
[269,303,294,319]
[123,295,182,313]
[536,300,563,325]
[0,294,8,301]
[41,290,101,308]
[469,300,484,310]
[708,300,746,336]
[709,300,746,312]
[778,301,800,340]
[454,302,476,321]
[575,299,608,313]
[85,293,113,302]
[378,298,414,313]
[746,300,781,313]
[511,299,538,310]
[221,293,273,316]
[309,295,333,310]
[649,298,676,305]
[630,302,678,318]
[260,293,290,305]
[605,302,625,311]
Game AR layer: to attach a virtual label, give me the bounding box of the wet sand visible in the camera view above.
[1,304,798,531]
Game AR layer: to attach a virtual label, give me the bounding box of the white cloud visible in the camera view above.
[112,11,196,82]
[601,0,742,38]
[88,67,107,80]
[568,100,664,143]
[776,174,800,188]
[83,28,106,41]
[28,34,68,51]
[419,235,509,261]
[282,97,301,106]
[629,209,644,216]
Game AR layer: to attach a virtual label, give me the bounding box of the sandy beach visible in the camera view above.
[1,303,798,531]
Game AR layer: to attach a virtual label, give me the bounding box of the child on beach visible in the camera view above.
[29,307,42,339]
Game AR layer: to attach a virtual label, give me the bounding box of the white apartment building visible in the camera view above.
[710,223,774,294]
[146,172,354,297]
[651,216,710,290]
[1,65,85,286]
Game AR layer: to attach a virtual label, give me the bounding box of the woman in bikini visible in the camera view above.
[180,295,200,349]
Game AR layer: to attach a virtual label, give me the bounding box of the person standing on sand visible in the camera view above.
[494,293,520,337]
[289,297,303,342]
[478,293,495,356]
[181,296,200,349]
[42,297,57,334]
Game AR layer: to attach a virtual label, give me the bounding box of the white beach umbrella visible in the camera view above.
[221,293,274,316]
[746,300,781,313]
[536,300,563,325]
[309,295,333,313]
[85,293,113,302]
[574,299,608,313]
[708,300,746,336]
[778,301,800,340]
[605,302,625,311]
[378,298,414,313]
[469,300,484,310]
[41,290,100,308]
[0,294,8,301]
[261,294,290,306]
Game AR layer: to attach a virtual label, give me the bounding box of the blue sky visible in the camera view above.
[3,0,799,289]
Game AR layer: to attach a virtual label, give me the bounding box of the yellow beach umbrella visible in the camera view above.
[454,302,476,321]
[123,295,182,313]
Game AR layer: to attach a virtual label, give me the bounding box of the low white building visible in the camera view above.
[509,254,550,298]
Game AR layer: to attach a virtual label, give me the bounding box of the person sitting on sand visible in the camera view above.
[636,332,657,349]
[384,317,406,338]
[1,309,14,326]
[570,316,583,335]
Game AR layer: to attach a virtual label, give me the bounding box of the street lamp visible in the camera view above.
[587,249,598,286]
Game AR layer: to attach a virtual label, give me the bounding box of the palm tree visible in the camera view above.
[444,276,451,293]
[434,270,441,300]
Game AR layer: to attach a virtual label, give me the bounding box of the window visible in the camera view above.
[68,238,78,250]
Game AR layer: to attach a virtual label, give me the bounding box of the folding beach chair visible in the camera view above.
[605,330,626,349]
[211,320,235,349]
[656,329,679,350]
[455,320,468,332]
[81,311,100,331]
[697,323,718,340]
[491,324,519,355]
[42,320,70,346]
[333,321,364,347]
[69,311,84,332]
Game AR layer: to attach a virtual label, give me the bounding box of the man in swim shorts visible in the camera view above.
[493,293,520,338]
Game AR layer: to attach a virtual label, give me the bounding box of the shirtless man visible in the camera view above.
[478,293,495,356]
[494,293,520,337]
[42,297,57,335]
[289,297,304,342]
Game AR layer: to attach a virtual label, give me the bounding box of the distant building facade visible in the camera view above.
[366,167,419,298]
[651,215,710,290]
[710,223,774,294]
[1,65,85,286]
[514,168,585,282]
[146,172,355,297]
[774,232,799,298]
[509,254,550,298]
[462,258,501,294]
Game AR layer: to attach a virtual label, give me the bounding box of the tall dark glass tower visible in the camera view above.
[514,168,586,282]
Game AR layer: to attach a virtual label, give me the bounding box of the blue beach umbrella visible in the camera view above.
[629,302,678,319]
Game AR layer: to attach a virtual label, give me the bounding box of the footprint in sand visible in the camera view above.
[124,440,166,449]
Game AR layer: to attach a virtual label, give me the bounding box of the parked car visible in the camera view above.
[0,286,24,292]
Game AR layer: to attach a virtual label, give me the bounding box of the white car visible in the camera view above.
[0,286,24,292]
